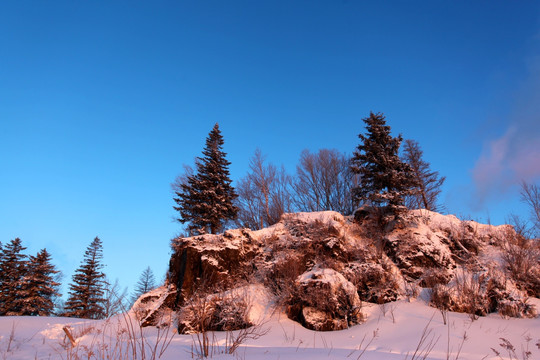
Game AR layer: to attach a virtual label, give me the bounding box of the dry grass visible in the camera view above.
[178,285,269,358]
[500,229,540,297]
[52,310,176,360]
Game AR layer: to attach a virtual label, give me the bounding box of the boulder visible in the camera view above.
[131,285,177,327]
[289,267,363,331]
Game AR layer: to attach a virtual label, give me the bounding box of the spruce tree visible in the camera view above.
[64,237,106,319]
[402,139,446,212]
[350,112,418,213]
[174,123,239,234]
[131,266,156,303]
[17,249,61,316]
[0,238,28,315]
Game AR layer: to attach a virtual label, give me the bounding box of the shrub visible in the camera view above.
[429,267,537,319]
[177,288,252,334]
[500,231,540,297]
[419,268,452,288]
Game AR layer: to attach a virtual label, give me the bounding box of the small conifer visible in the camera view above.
[64,237,106,319]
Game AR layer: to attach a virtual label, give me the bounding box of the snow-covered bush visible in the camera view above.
[430,270,488,320]
[429,268,537,319]
[500,230,540,297]
[177,288,252,334]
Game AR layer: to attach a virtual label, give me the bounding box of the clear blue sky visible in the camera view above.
[1,1,539,297]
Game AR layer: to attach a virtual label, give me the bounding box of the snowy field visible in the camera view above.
[1,294,538,360]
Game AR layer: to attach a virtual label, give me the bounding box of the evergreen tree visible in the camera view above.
[350,112,418,213]
[0,238,28,315]
[17,249,61,316]
[173,123,239,234]
[402,139,446,212]
[64,237,106,319]
[131,266,156,303]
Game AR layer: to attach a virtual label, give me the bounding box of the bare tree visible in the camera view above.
[102,277,129,318]
[401,139,446,212]
[520,181,540,235]
[171,164,194,195]
[236,149,293,230]
[294,149,358,215]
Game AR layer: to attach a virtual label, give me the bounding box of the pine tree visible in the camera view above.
[17,249,61,316]
[131,266,156,303]
[173,123,239,235]
[0,238,28,315]
[350,112,418,213]
[402,139,446,212]
[64,237,106,319]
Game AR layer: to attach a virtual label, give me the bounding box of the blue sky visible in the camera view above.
[1,1,539,297]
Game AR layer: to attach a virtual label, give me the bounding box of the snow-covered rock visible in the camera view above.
[130,285,176,327]
[290,267,363,331]
[164,209,537,331]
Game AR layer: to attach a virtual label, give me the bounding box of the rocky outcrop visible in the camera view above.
[162,209,537,331]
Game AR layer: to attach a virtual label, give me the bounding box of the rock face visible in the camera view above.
[343,261,401,303]
[163,209,538,331]
[168,229,262,307]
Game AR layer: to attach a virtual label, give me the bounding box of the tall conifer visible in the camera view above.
[18,249,61,316]
[174,123,239,234]
[0,238,27,315]
[351,112,418,213]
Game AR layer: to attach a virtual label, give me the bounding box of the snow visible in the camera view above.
[411,209,510,238]
[249,211,345,242]
[2,210,538,359]
[297,266,356,296]
[1,291,538,359]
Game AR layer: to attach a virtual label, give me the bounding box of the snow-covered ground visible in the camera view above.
[1,293,538,359]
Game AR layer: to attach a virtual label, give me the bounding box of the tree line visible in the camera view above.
[0,236,157,318]
[173,112,447,235]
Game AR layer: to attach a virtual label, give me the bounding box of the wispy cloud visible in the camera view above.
[471,57,540,205]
